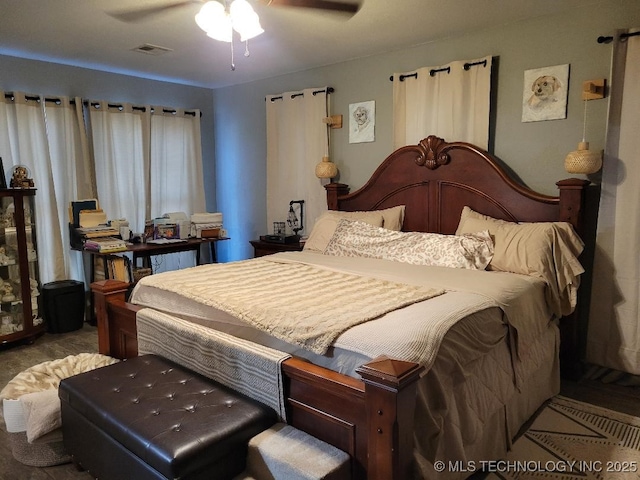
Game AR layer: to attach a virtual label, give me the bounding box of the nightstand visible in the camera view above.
[250,239,303,258]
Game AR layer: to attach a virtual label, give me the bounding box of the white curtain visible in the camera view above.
[89,102,149,234]
[149,107,206,272]
[41,97,94,282]
[266,88,329,234]
[0,92,88,283]
[392,56,492,149]
[586,29,640,375]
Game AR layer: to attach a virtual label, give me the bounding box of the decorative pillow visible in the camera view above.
[377,205,406,231]
[303,210,384,253]
[303,206,406,254]
[20,389,61,443]
[455,206,585,316]
[324,219,494,270]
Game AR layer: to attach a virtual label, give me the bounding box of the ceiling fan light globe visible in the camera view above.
[207,28,233,42]
[234,20,264,41]
[229,0,257,18]
[230,0,264,40]
[195,1,226,33]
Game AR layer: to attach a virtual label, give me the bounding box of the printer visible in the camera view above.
[161,212,190,239]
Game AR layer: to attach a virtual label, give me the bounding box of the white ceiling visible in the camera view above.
[0,0,590,89]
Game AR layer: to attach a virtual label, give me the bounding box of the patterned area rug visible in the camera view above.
[487,396,640,480]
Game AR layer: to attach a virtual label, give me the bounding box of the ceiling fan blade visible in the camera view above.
[107,0,202,23]
[265,0,360,14]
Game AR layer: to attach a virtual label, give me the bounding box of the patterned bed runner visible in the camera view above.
[136,308,291,420]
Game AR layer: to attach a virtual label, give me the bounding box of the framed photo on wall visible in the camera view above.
[349,100,375,143]
[521,64,569,123]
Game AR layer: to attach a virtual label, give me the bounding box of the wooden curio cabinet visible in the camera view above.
[0,189,44,346]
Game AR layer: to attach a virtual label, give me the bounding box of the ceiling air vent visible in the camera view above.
[131,44,173,56]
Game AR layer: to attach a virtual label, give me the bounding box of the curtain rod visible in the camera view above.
[3,93,64,104]
[267,87,334,102]
[597,31,640,44]
[88,102,200,117]
[2,93,200,117]
[389,59,487,82]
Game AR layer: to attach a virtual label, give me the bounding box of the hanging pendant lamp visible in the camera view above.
[564,99,603,174]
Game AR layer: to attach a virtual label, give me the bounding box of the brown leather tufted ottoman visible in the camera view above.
[59,354,277,480]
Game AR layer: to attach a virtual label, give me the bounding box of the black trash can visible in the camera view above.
[42,280,85,333]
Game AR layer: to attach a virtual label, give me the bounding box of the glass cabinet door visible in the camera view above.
[0,190,41,342]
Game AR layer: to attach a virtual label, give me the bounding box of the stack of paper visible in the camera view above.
[190,212,223,238]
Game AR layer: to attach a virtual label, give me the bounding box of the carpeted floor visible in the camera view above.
[486,396,640,480]
[1,325,639,480]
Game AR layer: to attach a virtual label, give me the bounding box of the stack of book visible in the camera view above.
[83,237,128,253]
[106,256,131,282]
[76,225,120,238]
[69,198,125,249]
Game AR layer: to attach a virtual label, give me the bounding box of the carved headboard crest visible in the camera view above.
[415,135,450,170]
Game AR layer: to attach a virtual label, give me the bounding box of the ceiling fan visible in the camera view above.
[109,0,360,71]
[108,0,361,23]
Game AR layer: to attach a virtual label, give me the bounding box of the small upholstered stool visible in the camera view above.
[59,354,277,480]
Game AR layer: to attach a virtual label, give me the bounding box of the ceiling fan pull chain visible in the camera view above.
[244,40,250,58]
[230,38,236,71]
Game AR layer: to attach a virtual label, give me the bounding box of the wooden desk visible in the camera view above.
[78,237,229,325]
[128,237,229,267]
[77,237,230,281]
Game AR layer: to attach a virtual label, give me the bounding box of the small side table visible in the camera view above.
[250,239,303,258]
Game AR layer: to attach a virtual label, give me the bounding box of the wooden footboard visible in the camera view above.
[91,280,422,480]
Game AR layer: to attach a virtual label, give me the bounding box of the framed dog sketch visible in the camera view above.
[522,64,569,122]
[349,101,375,143]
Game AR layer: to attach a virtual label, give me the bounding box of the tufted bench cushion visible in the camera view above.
[59,354,277,480]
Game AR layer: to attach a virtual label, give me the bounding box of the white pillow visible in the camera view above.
[324,219,494,270]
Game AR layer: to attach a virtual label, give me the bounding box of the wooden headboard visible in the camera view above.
[327,136,588,238]
[326,135,589,378]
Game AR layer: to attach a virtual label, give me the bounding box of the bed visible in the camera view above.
[91,135,589,480]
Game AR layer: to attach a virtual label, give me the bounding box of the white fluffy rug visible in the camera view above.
[486,396,640,479]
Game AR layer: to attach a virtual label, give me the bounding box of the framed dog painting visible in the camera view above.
[522,64,569,122]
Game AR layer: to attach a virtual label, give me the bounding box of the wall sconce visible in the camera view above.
[322,115,343,129]
[565,80,605,175]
